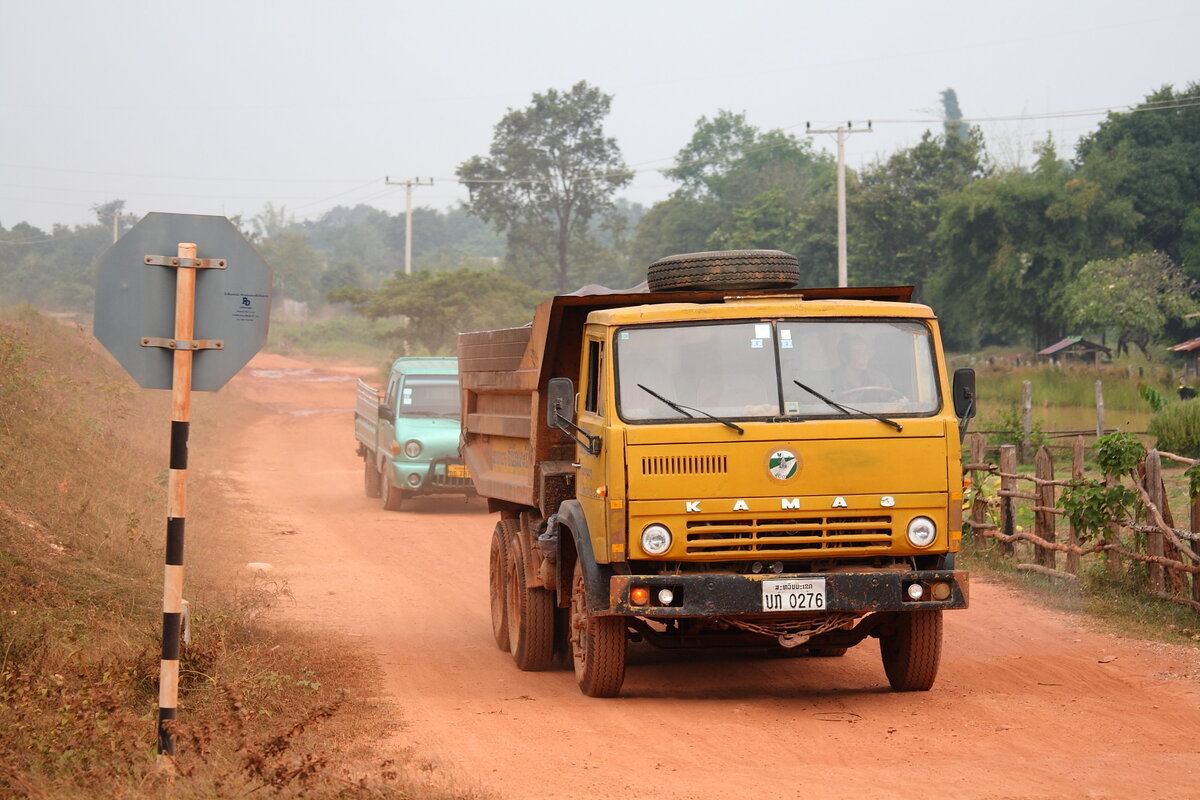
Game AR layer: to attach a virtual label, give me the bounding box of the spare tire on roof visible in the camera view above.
[646,249,800,292]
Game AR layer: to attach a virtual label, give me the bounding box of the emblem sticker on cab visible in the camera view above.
[767,449,799,481]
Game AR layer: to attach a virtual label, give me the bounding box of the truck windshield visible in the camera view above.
[399,376,461,417]
[615,319,939,422]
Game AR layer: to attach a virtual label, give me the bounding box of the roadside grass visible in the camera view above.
[964,353,1175,415]
[267,316,396,367]
[0,305,486,799]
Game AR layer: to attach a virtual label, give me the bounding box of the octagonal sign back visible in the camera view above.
[94,212,272,391]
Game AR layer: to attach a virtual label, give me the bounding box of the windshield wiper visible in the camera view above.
[637,383,744,435]
[791,379,902,432]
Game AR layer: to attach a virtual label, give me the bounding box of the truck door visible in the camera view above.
[575,335,613,562]
[380,371,401,466]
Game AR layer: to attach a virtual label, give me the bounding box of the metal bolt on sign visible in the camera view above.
[93,213,271,770]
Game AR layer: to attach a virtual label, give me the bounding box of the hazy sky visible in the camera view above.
[1,0,1197,233]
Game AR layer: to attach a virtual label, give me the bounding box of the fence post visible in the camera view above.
[1067,436,1083,575]
[969,432,988,532]
[1034,445,1056,570]
[1095,380,1104,438]
[1103,474,1121,578]
[1000,445,1017,557]
[1144,449,1165,593]
[1191,494,1200,604]
[1022,381,1033,463]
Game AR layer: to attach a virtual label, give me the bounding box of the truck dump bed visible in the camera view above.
[457,284,913,514]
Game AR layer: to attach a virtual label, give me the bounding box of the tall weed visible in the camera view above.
[1148,399,1200,457]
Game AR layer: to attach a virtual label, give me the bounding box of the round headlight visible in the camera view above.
[906,516,937,548]
[403,440,422,458]
[640,524,672,556]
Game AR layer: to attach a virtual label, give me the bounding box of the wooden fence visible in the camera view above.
[962,432,1200,612]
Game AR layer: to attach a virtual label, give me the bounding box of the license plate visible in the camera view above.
[447,464,470,478]
[761,578,826,612]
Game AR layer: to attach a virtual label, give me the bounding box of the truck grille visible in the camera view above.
[430,462,473,489]
[642,455,728,476]
[685,515,893,554]
[431,473,473,489]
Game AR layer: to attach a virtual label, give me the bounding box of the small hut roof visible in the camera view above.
[1168,337,1200,353]
[1037,337,1111,356]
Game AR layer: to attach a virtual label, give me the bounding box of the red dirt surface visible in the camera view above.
[219,353,1200,800]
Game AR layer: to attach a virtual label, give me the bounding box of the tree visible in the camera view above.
[457,81,633,293]
[664,110,761,199]
[930,138,1137,349]
[848,127,988,295]
[256,231,325,305]
[1062,252,1197,358]
[634,111,837,275]
[1076,83,1200,273]
[940,88,967,142]
[330,268,548,354]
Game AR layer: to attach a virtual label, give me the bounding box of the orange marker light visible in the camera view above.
[595,485,608,498]
[630,587,650,606]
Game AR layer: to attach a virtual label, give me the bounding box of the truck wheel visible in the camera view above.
[381,473,404,511]
[489,520,518,652]
[505,536,555,670]
[646,249,800,292]
[364,459,382,498]
[879,610,942,691]
[570,562,626,697]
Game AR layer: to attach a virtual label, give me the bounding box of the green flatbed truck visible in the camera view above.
[354,357,474,510]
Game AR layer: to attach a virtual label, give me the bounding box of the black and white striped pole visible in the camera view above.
[158,241,199,763]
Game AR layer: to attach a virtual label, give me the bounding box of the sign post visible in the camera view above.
[94,213,271,767]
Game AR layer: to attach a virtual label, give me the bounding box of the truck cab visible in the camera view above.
[355,357,473,510]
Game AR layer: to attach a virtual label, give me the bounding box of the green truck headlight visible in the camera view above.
[404,440,422,458]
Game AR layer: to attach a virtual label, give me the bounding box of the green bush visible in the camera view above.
[1147,399,1200,457]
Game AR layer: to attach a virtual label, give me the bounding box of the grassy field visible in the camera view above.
[0,306,484,799]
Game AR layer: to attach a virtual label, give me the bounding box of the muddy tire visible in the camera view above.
[489,520,518,652]
[381,473,404,511]
[646,249,800,292]
[505,534,556,671]
[364,459,382,498]
[880,610,942,691]
[570,562,626,697]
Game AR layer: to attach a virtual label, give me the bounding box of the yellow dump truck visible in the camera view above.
[457,250,975,697]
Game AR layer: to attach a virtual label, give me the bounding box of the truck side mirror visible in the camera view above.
[546,376,600,456]
[952,368,976,420]
[547,377,574,428]
[378,402,394,423]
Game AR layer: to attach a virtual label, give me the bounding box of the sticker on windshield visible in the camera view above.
[755,324,771,339]
[768,449,799,481]
[751,339,764,349]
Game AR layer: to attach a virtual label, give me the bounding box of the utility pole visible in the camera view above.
[805,121,872,287]
[385,177,434,275]
[101,212,139,243]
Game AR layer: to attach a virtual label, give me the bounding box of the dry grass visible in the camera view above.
[0,305,488,799]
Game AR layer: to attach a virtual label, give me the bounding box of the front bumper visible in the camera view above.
[608,569,968,617]
[388,456,474,492]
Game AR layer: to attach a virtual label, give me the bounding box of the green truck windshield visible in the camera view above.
[400,376,461,417]
[616,319,940,421]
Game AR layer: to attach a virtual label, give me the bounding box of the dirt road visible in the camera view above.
[219,353,1200,800]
